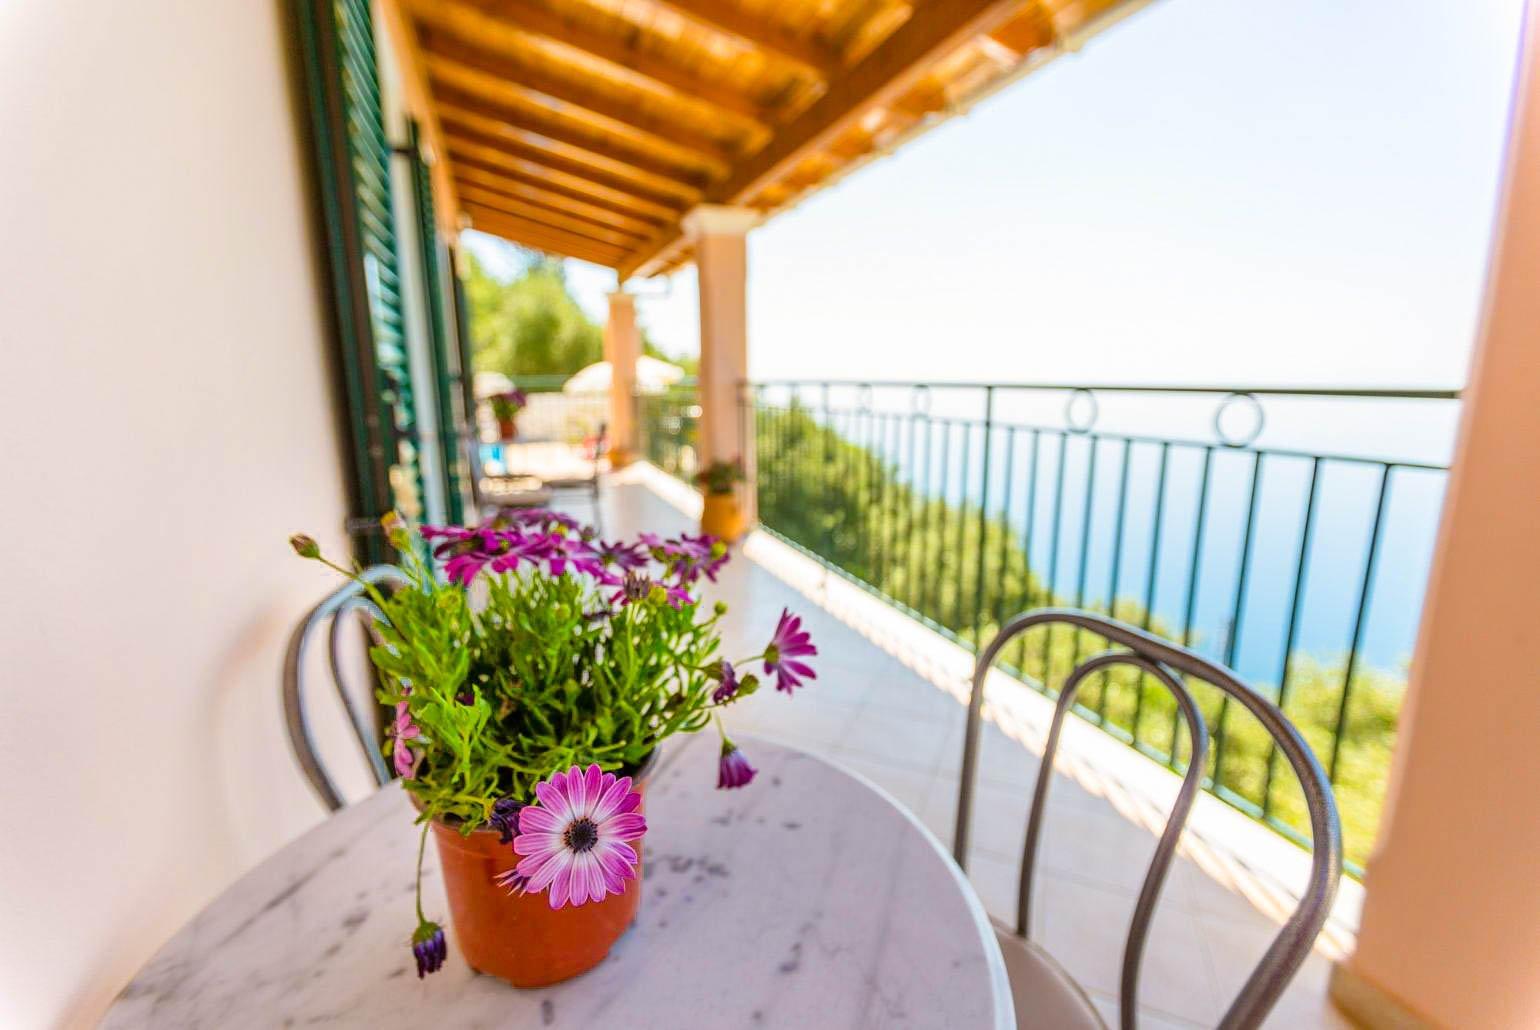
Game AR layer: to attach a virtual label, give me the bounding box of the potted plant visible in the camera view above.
[288,509,817,987]
[695,457,747,542]
[488,388,528,440]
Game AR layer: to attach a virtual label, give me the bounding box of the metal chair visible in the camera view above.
[954,608,1342,1030]
[282,565,408,811]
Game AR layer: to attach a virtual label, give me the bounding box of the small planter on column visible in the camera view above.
[696,458,747,542]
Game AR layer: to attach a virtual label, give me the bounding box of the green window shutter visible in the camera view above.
[293,0,424,561]
[406,124,468,525]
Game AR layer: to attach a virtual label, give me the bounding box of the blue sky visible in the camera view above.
[467,0,1525,390]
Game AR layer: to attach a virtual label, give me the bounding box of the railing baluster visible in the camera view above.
[1210,451,1265,792]
[1097,439,1133,723]
[1014,429,1041,676]
[991,425,1018,648]
[1262,458,1321,816]
[1070,436,1100,688]
[952,419,974,638]
[1168,447,1214,768]
[971,387,997,647]
[1329,465,1393,784]
[1130,443,1170,746]
[1038,432,1070,686]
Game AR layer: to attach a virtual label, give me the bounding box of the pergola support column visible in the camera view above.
[603,290,639,467]
[1330,8,1540,1026]
[684,204,760,528]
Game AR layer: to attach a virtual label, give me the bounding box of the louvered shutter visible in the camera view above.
[294,0,425,560]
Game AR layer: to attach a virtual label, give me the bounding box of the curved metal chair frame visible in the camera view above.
[283,565,409,811]
[954,608,1343,1030]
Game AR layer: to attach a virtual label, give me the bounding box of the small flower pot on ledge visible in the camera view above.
[700,492,746,542]
[496,417,518,441]
[426,749,658,988]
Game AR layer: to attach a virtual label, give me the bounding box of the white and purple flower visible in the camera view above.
[501,765,647,909]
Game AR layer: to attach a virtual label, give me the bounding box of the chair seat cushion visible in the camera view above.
[991,918,1106,1030]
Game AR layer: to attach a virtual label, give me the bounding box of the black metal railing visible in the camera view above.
[639,386,700,482]
[741,380,1459,872]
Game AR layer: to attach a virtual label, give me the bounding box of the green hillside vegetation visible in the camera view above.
[754,401,1399,869]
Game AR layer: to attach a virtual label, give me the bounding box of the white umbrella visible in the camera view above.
[473,371,516,399]
[563,356,686,395]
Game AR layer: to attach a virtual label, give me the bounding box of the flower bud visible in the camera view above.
[647,584,669,606]
[380,512,411,550]
[288,534,320,559]
[713,601,728,617]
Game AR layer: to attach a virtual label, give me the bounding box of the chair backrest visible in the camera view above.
[282,565,409,811]
[953,608,1342,1030]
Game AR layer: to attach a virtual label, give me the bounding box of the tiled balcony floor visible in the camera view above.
[562,467,1356,1029]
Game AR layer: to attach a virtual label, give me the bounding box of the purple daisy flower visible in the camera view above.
[717,740,757,790]
[505,765,647,909]
[711,659,740,703]
[764,608,817,694]
[411,920,447,978]
[487,796,523,845]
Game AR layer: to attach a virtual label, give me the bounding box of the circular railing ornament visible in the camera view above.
[912,383,932,416]
[1064,388,1099,434]
[1213,392,1265,448]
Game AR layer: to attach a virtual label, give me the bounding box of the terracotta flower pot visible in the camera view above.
[496,416,518,441]
[426,751,656,988]
[700,491,745,542]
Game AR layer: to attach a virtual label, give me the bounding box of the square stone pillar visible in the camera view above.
[603,290,639,467]
[683,204,759,522]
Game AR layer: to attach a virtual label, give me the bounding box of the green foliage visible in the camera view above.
[465,251,603,377]
[463,248,698,378]
[299,522,741,831]
[753,403,1402,868]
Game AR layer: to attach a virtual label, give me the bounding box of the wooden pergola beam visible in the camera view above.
[438,108,704,205]
[447,0,772,126]
[427,57,729,180]
[622,0,1024,278]
[463,204,632,267]
[453,163,664,236]
[643,0,841,79]
[445,138,684,223]
[458,186,648,249]
[376,0,461,234]
[420,35,741,166]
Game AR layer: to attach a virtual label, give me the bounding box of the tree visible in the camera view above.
[462,247,699,379]
[463,250,602,377]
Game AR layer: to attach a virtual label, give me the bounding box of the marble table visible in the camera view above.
[106,734,1014,1028]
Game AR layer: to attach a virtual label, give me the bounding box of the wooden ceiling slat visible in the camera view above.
[642,0,841,79]
[432,84,716,183]
[439,107,703,204]
[428,58,729,179]
[446,138,683,222]
[454,163,663,235]
[445,0,773,126]
[420,35,742,165]
[444,127,695,215]
[458,185,649,249]
[464,205,631,266]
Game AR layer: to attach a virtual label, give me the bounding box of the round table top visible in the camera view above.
[106,734,1013,1029]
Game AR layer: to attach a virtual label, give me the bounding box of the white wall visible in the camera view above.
[0,1,369,1024]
